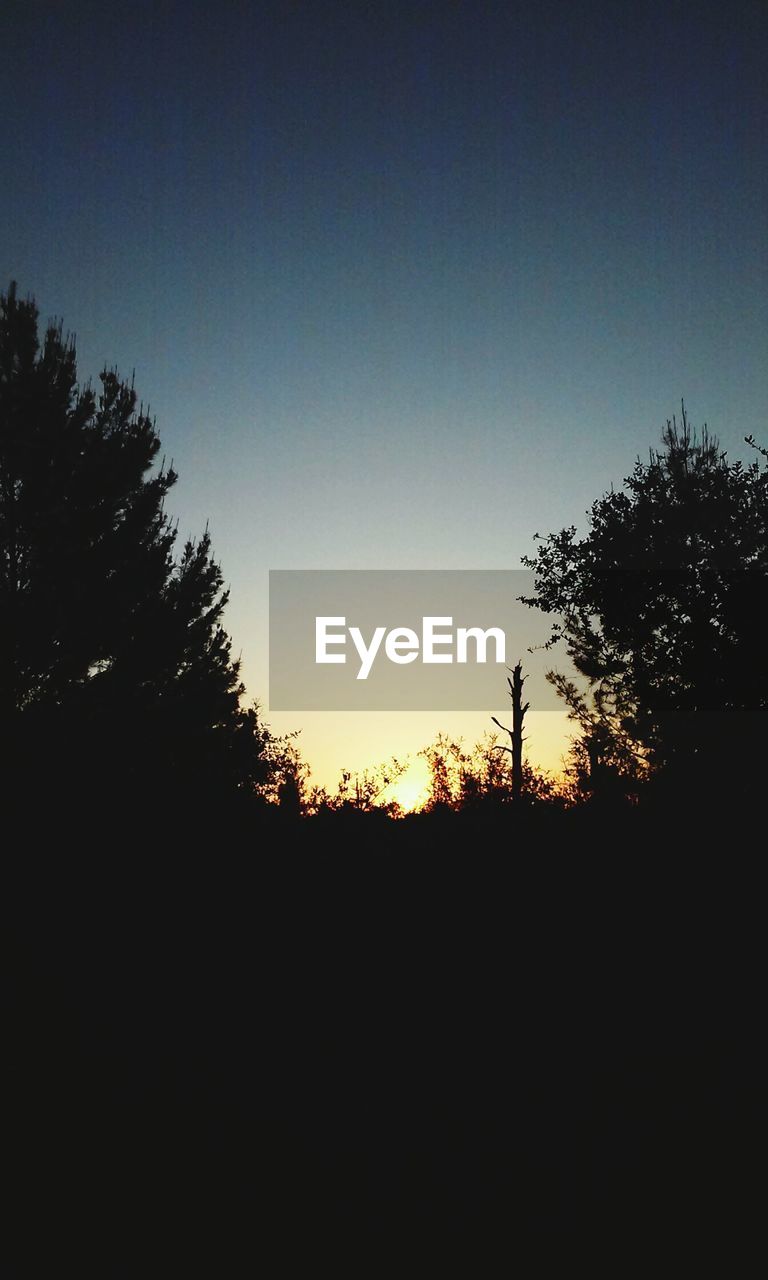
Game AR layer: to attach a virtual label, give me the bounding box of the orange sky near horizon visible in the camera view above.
[266,707,574,810]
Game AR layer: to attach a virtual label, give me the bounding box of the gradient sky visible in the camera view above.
[3,1,766,799]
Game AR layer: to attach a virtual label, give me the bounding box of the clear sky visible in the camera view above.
[3,1,766,801]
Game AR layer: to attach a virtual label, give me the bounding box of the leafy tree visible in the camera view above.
[259,730,311,815]
[420,731,559,812]
[0,282,272,811]
[522,407,768,803]
[308,756,407,817]
[546,672,649,807]
[420,733,460,811]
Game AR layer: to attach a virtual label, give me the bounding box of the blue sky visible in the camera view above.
[3,0,766,792]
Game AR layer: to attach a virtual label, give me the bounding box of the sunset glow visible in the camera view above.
[3,1,765,798]
[3,1,764,1259]
[384,756,432,815]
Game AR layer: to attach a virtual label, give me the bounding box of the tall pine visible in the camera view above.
[0,282,268,816]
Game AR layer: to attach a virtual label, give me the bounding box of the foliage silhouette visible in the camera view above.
[522,405,768,804]
[419,730,560,812]
[308,755,408,817]
[3,331,758,1270]
[546,671,649,807]
[0,282,276,811]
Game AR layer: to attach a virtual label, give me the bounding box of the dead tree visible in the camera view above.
[491,661,529,803]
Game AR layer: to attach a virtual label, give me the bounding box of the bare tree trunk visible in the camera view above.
[492,661,530,803]
[510,661,528,804]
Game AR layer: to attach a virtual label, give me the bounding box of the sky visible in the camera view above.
[2,0,766,803]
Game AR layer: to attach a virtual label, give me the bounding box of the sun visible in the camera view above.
[383,756,432,814]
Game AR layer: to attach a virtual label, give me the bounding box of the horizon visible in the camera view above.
[3,0,766,797]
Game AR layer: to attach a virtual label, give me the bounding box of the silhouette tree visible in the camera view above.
[419,730,559,812]
[420,733,460,811]
[0,282,271,811]
[522,406,768,804]
[491,661,529,803]
[308,756,407,816]
[546,672,648,807]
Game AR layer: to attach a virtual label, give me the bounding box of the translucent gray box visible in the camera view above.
[269,570,563,711]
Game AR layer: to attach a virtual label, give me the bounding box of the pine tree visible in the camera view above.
[0,282,269,813]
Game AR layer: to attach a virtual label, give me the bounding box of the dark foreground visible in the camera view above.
[3,803,760,1274]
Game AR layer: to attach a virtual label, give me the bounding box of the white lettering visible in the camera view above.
[385,627,420,664]
[314,616,508,678]
[456,626,506,664]
[349,625,387,680]
[316,617,347,664]
[422,616,454,664]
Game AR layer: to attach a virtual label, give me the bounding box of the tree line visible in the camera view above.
[2,282,766,823]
